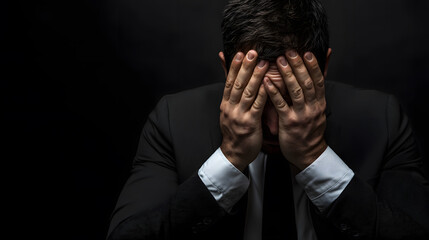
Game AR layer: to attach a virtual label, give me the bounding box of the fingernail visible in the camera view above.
[265,78,272,86]
[279,57,288,67]
[247,51,255,60]
[287,50,297,58]
[257,60,266,68]
[304,52,313,61]
[235,53,243,61]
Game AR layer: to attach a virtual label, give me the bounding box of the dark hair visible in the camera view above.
[221,0,329,72]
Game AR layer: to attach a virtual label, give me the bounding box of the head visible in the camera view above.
[219,0,331,153]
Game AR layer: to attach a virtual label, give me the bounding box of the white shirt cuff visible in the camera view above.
[198,148,249,212]
[295,146,354,212]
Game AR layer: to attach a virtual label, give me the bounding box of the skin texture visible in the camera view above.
[219,49,332,171]
[219,50,269,171]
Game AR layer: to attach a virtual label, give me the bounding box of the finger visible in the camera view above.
[223,52,244,101]
[229,50,258,104]
[250,83,268,117]
[263,77,290,114]
[276,55,305,111]
[285,50,316,103]
[240,60,269,111]
[303,52,325,101]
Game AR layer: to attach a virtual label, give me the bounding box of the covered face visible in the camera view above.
[261,62,290,154]
[218,49,330,154]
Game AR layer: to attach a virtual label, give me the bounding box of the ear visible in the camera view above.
[324,48,332,78]
[218,51,228,79]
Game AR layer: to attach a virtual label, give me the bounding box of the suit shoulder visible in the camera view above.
[326,81,391,99]
[162,82,224,111]
[326,81,392,114]
[167,82,224,99]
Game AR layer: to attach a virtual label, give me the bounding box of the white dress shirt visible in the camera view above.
[198,146,354,240]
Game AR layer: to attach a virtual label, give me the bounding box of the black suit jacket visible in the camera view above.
[107,81,429,240]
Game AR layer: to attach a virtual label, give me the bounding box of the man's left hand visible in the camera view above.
[263,50,327,170]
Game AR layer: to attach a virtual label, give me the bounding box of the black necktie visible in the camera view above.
[262,153,297,240]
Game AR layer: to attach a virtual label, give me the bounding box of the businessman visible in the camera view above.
[107,0,429,239]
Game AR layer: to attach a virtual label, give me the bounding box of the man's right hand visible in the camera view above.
[220,50,269,171]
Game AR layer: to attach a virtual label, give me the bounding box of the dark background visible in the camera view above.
[3,0,429,239]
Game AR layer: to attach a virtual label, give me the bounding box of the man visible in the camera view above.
[107,0,429,239]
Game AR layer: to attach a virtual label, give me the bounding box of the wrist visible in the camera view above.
[227,158,248,172]
[292,140,328,171]
[220,145,250,172]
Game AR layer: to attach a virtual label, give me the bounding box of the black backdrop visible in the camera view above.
[3,0,429,239]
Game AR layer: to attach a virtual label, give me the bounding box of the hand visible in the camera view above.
[220,50,269,171]
[263,50,327,170]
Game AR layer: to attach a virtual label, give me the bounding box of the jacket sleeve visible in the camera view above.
[106,96,227,240]
[321,95,429,239]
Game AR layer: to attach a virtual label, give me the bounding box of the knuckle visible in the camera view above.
[315,110,325,120]
[253,98,264,110]
[228,66,240,77]
[225,79,234,89]
[321,113,327,122]
[275,99,287,109]
[220,103,229,114]
[270,85,279,94]
[233,80,244,90]
[252,70,264,79]
[310,63,320,73]
[269,88,282,99]
[303,79,314,90]
[284,70,294,79]
[242,60,253,70]
[231,118,241,127]
[302,115,311,124]
[230,64,238,73]
[315,77,325,88]
[242,115,253,125]
[285,115,299,127]
[220,110,229,122]
[292,58,304,68]
[291,87,303,99]
[243,87,253,99]
[315,101,327,114]
[320,101,327,111]
[253,89,266,108]
[253,101,263,110]
[222,111,229,119]
[232,116,249,127]
[229,98,239,105]
[309,104,326,118]
[295,65,307,75]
